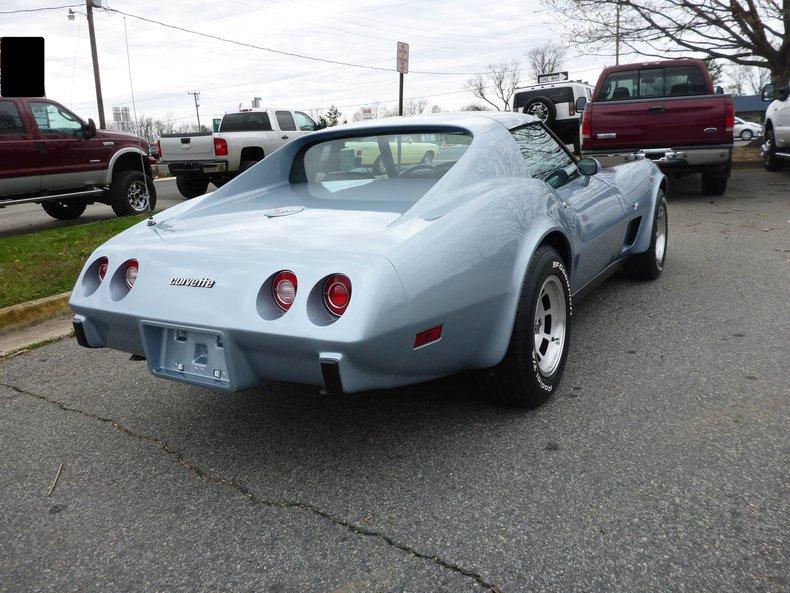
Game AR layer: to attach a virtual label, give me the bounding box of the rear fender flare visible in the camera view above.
[631,170,667,254]
[105,147,149,185]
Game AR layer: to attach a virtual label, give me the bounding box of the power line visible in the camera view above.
[0,3,81,14]
[99,6,494,76]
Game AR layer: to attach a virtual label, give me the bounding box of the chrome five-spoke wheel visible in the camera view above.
[533,275,567,376]
[654,202,667,267]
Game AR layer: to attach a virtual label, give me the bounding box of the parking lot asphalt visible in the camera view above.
[0,178,190,239]
[1,169,788,593]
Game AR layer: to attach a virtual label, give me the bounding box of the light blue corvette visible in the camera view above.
[70,112,667,407]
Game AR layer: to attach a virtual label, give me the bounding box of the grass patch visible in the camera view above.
[0,215,146,309]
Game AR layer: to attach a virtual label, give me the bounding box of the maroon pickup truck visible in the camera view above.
[580,58,734,195]
[0,97,156,220]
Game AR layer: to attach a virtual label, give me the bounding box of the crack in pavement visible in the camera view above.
[0,381,502,593]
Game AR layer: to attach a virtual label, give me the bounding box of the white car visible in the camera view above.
[512,80,593,153]
[762,82,790,171]
[733,117,762,141]
[156,108,318,198]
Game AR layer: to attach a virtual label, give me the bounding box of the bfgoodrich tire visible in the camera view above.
[110,170,157,216]
[764,128,783,172]
[524,96,557,124]
[41,198,87,220]
[175,175,209,198]
[478,246,572,408]
[624,193,667,281]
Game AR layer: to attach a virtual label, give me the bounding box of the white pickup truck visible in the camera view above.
[156,108,318,198]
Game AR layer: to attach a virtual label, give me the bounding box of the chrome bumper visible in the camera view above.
[585,146,732,169]
[154,160,228,176]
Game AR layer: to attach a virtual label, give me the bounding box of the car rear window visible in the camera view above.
[599,65,708,100]
[220,111,272,132]
[290,131,472,204]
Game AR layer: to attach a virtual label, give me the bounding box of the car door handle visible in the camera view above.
[648,105,666,113]
[281,135,289,140]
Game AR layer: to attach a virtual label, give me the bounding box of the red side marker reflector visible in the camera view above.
[414,325,442,349]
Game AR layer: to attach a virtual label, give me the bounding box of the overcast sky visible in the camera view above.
[1,0,613,126]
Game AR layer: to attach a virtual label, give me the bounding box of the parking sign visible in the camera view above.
[396,42,409,74]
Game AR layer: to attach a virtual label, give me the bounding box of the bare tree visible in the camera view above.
[726,64,772,95]
[460,103,492,111]
[525,41,566,80]
[465,60,521,111]
[543,0,788,91]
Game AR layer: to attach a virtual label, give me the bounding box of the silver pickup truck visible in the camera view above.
[156,108,318,198]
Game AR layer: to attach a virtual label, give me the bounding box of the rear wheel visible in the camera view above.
[764,128,783,171]
[478,246,572,408]
[701,171,728,196]
[41,198,87,220]
[110,170,157,216]
[624,193,667,281]
[420,151,435,165]
[238,159,259,174]
[175,175,209,199]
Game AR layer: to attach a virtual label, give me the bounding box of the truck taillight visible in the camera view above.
[214,137,228,156]
[155,139,161,160]
[569,101,576,117]
[581,105,592,140]
[724,96,735,132]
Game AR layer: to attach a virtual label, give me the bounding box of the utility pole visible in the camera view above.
[615,1,621,66]
[85,0,106,128]
[188,90,201,130]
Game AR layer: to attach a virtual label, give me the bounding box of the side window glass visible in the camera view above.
[30,102,83,136]
[0,102,25,134]
[639,68,664,97]
[276,110,297,131]
[599,70,638,101]
[294,111,316,131]
[511,124,578,189]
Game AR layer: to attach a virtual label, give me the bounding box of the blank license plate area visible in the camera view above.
[142,323,230,389]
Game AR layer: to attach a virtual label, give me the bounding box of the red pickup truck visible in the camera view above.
[0,97,156,220]
[580,58,734,195]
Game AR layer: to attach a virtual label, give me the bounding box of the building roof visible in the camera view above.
[733,95,768,113]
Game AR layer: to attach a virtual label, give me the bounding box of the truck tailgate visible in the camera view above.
[590,96,728,149]
[160,133,215,161]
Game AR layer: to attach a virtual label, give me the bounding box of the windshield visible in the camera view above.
[291,131,472,203]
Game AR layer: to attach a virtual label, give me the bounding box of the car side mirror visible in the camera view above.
[714,86,724,95]
[83,118,97,138]
[761,84,775,102]
[577,157,598,177]
[575,96,587,112]
[779,84,790,102]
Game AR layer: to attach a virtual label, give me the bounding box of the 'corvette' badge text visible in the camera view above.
[170,277,215,288]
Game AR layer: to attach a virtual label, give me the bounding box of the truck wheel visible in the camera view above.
[524,96,557,124]
[238,159,260,173]
[700,172,728,196]
[110,170,157,216]
[175,176,209,199]
[41,198,87,220]
[624,193,667,281]
[478,246,572,408]
[764,128,783,172]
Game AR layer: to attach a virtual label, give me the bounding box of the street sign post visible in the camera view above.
[537,71,569,84]
[396,42,409,116]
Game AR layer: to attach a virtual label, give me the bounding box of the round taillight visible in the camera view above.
[97,257,109,282]
[272,270,297,311]
[324,274,351,316]
[124,260,139,290]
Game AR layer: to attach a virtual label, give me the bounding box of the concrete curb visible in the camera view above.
[0,292,72,335]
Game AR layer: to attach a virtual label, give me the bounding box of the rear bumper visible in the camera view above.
[584,146,732,173]
[71,311,426,394]
[155,160,228,177]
